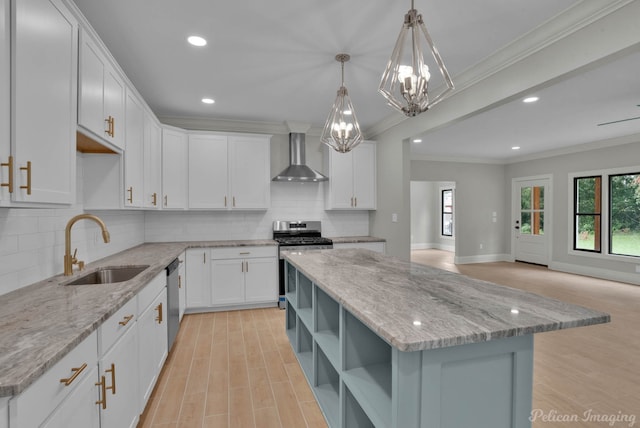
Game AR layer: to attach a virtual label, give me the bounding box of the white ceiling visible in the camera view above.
[72,0,640,162]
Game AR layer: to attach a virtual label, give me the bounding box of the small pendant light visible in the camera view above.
[321,54,364,153]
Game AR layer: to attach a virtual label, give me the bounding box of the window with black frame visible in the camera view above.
[442,189,453,237]
[609,172,640,257]
[574,176,601,252]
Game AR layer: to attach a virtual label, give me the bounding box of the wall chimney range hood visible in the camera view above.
[272,133,328,182]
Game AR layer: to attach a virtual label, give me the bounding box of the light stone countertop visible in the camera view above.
[0,240,276,397]
[330,236,386,243]
[283,249,610,352]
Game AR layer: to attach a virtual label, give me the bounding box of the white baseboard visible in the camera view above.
[411,243,455,252]
[549,261,640,286]
[455,253,511,264]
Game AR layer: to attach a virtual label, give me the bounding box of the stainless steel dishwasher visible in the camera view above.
[166,258,180,351]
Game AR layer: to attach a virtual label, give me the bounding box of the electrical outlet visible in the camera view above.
[479,243,484,250]
[392,213,398,223]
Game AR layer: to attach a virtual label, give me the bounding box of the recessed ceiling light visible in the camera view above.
[187,36,207,47]
[523,96,539,103]
[201,98,215,104]
[413,320,422,326]
[511,308,520,314]
[413,139,422,143]
[512,146,521,150]
[343,110,352,115]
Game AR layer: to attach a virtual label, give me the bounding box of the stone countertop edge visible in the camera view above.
[330,236,386,243]
[0,239,277,397]
[283,249,610,353]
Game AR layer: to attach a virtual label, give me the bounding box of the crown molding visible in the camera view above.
[158,116,324,136]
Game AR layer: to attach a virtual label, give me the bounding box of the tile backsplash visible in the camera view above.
[144,181,369,241]
[0,168,369,296]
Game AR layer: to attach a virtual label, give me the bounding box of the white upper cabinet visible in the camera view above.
[78,28,125,150]
[161,127,188,209]
[229,135,271,209]
[325,141,376,210]
[188,134,228,209]
[11,0,78,204]
[123,90,144,207]
[188,132,271,210]
[143,112,162,209]
[0,0,9,204]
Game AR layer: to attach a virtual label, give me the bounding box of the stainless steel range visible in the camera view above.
[273,220,333,307]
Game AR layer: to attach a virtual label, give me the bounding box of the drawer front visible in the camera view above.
[11,330,98,428]
[137,271,166,315]
[99,297,137,355]
[211,246,276,260]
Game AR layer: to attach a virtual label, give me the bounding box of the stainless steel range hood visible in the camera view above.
[272,133,328,182]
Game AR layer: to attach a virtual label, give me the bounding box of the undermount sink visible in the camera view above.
[65,266,149,285]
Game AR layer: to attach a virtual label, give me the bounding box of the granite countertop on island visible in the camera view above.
[283,249,610,352]
[0,239,277,397]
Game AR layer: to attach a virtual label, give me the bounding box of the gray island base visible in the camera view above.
[283,249,610,428]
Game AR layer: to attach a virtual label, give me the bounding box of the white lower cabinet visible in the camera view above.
[138,286,168,409]
[178,252,186,322]
[186,246,277,311]
[98,323,139,428]
[211,247,278,307]
[185,248,211,309]
[9,330,98,428]
[41,365,100,428]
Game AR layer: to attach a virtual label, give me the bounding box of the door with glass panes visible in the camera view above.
[513,178,549,265]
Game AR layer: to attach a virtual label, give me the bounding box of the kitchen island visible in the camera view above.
[283,249,610,428]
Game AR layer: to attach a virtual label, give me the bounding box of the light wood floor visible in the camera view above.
[139,308,327,428]
[140,250,640,427]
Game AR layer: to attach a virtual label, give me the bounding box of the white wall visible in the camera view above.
[0,158,145,296]
[411,181,456,251]
[369,135,411,261]
[411,160,508,263]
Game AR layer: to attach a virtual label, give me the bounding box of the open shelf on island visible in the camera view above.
[344,385,375,428]
[298,321,313,380]
[315,287,340,368]
[286,303,297,347]
[314,346,340,428]
[285,262,297,307]
[343,311,392,428]
[297,272,313,330]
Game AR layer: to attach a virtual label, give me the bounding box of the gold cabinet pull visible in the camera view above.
[203,252,206,264]
[95,375,108,409]
[105,363,116,394]
[118,314,134,326]
[59,362,88,386]
[152,192,157,206]
[156,302,163,324]
[164,195,168,206]
[224,196,227,207]
[246,261,249,272]
[178,274,182,288]
[127,186,133,203]
[233,196,236,207]
[104,116,115,138]
[239,252,250,255]
[19,161,31,195]
[1,155,13,193]
[354,197,357,207]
